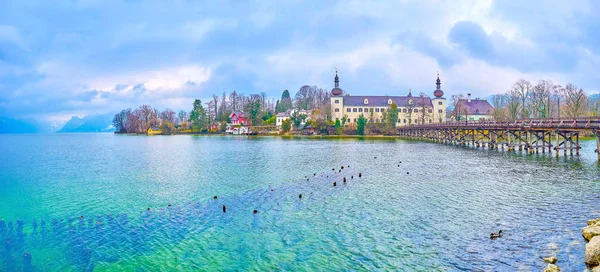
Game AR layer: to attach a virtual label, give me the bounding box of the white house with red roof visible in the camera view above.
[225,111,252,134]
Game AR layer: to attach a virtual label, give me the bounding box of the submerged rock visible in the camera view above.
[542,264,560,272]
[583,226,600,241]
[586,236,600,266]
[542,256,557,264]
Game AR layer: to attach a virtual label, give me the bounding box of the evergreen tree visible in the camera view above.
[335,118,342,135]
[357,114,367,135]
[279,90,293,112]
[387,102,399,129]
[190,99,208,132]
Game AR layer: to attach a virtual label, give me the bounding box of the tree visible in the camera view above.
[564,83,587,117]
[357,114,367,135]
[160,121,177,135]
[589,94,600,117]
[265,115,276,125]
[341,115,348,126]
[335,118,342,135]
[530,80,552,118]
[281,119,292,132]
[160,108,176,124]
[417,93,431,124]
[512,79,532,118]
[177,110,188,125]
[490,94,508,121]
[450,94,465,121]
[113,109,131,133]
[277,90,293,113]
[506,89,521,120]
[290,111,307,128]
[190,99,208,132]
[387,102,399,128]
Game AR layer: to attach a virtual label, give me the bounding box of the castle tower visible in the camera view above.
[432,72,446,123]
[330,69,344,120]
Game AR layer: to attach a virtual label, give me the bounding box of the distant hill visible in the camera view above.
[58,113,115,133]
[0,117,39,134]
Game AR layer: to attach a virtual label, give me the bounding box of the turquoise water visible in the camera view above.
[1,134,600,271]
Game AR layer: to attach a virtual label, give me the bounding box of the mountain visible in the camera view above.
[58,113,116,133]
[0,117,39,134]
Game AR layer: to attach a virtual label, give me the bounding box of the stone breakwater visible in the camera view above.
[583,218,600,271]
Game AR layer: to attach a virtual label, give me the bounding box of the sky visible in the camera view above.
[0,0,599,122]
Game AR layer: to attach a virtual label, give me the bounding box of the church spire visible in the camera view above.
[407,87,412,97]
[436,71,441,90]
[334,68,339,88]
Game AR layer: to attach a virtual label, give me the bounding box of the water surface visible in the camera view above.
[1,134,599,271]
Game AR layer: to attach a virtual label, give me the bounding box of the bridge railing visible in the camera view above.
[399,117,600,130]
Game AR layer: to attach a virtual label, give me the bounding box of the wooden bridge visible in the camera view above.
[396,118,600,159]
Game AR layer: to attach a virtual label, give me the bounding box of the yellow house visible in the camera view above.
[147,127,163,135]
[330,71,447,126]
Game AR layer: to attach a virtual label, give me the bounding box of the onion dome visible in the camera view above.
[434,72,444,97]
[331,69,343,96]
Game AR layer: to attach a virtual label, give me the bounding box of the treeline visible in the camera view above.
[450,78,598,121]
[113,85,333,134]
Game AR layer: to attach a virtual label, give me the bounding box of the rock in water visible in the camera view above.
[542,264,560,272]
[542,256,557,264]
[583,226,600,241]
[589,218,600,226]
[586,236,600,266]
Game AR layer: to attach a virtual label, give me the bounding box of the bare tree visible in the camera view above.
[588,94,600,117]
[490,94,508,121]
[530,80,552,118]
[552,84,564,118]
[512,79,532,118]
[450,94,465,121]
[417,93,431,124]
[506,89,521,120]
[564,83,587,117]
[160,108,176,124]
[177,110,188,124]
[229,91,238,112]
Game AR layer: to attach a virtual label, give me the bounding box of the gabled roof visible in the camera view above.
[456,99,494,115]
[343,96,433,107]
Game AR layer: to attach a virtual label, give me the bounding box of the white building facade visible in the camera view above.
[330,71,447,126]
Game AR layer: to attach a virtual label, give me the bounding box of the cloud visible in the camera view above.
[0,0,599,121]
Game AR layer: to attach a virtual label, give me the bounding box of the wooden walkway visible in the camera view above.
[396,118,600,159]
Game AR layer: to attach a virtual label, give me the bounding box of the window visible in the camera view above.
[347,108,351,112]
[388,99,392,105]
[375,108,380,112]
[415,119,418,123]
[381,108,385,112]
[438,109,443,113]
[364,108,369,112]
[402,108,407,113]
[403,119,406,123]
[397,119,401,123]
[335,108,339,112]
[438,101,443,105]
[429,119,432,123]
[335,100,340,104]
[428,109,432,113]
[354,118,357,123]
[353,108,357,112]
[364,98,369,104]
[358,108,363,112]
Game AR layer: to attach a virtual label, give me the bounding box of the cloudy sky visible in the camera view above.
[0,0,598,121]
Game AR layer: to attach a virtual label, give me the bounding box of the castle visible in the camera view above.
[330,71,447,126]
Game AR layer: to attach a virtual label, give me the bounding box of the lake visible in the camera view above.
[1,133,599,271]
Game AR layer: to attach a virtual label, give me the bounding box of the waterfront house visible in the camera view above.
[330,70,447,126]
[276,111,291,127]
[229,111,251,126]
[454,94,494,121]
[147,127,162,135]
[303,123,316,135]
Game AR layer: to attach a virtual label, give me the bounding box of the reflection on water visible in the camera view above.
[1,134,600,270]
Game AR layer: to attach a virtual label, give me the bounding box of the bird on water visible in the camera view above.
[490,230,503,239]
